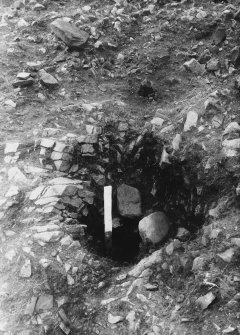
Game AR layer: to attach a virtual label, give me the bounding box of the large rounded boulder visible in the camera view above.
[138,211,171,245]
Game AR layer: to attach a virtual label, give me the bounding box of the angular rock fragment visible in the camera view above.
[39,69,58,87]
[51,19,89,49]
[138,211,171,245]
[213,25,226,45]
[183,59,205,75]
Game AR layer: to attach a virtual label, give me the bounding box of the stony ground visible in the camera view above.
[1,0,240,334]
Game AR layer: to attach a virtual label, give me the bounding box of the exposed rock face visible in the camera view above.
[50,19,89,49]
[117,184,142,218]
[138,211,171,245]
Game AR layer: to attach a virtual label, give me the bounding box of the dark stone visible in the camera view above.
[234,9,240,22]
[212,25,226,45]
[199,49,211,64]
[230,46,240,67]
[138,79,155,98]
[117,184,142,218]
[12,79,34,88]
[51,19,89,49]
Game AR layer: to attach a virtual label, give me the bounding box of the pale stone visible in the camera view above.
[218,248,235,263]
[35,197,59,206]
[8,167,28,184]
[29,186,45,200]
[222,139,240,149]
[4,143,19,154]
[48,177,82,185]
[86,124,102,135]
[172,134,181,151]
[39,259,52,268]
[67,274,74,285]
[54,142,68,152]
[41,185,67,198]
[5,249,17,261]
[24,296,38,315]
[17,18,29,27]
[17,72,31,80]
[4,99,16,108]
[31,224,60,233]
[150,118,164,127]
[5,185,19,197]
[192,256,207,271]
[184,111,198,131]
[27,61,42,70]
[183,58,205,75]
[60,236,73,246]
[223,122,240,135]
[35,295,53,311]
[40,138,55,148]
[231,238,240,247]
[196,292,216,310]
[108,313,124,324]
[128,249,162,277]
[33,231,64,243]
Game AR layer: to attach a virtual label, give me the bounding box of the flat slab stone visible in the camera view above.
[117,184,142,218]
[40,138,55,148]
[51,19,89,49]
[31,224,60,233]
[12,79,34,88]
[33,231,64,243]
[35,196,59,206]
[41,185,67,198]
[29,185,45,200]
[48,177,83,185]
[17,72,31,80]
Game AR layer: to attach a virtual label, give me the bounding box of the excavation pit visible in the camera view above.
[68,127,217,264]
